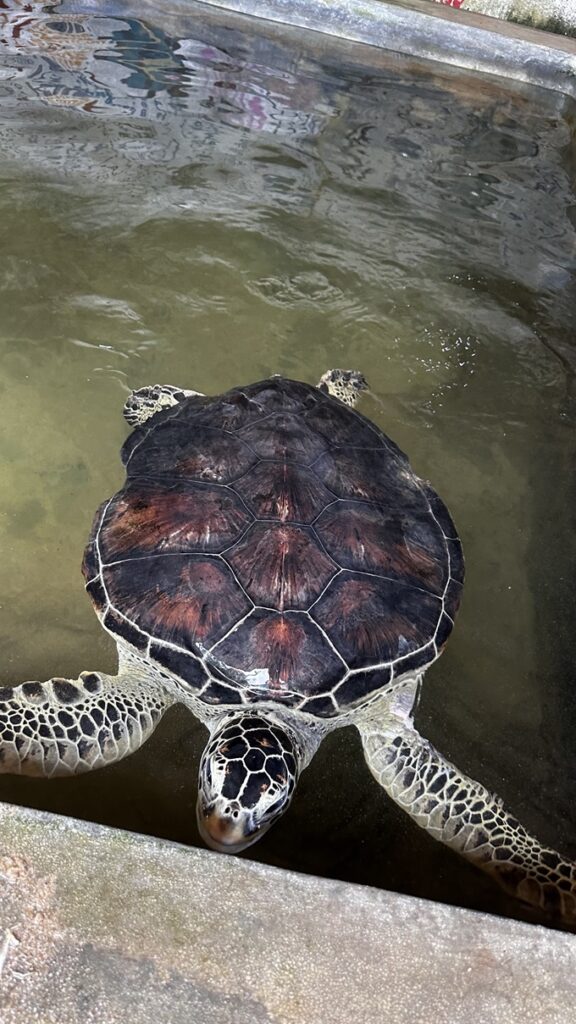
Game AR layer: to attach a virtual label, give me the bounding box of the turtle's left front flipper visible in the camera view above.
[357,687,576,922]
[0,670,174,778]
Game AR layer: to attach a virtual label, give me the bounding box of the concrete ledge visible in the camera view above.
[196,0,576,95]
[1,801,575,1024]
[63,0,576,96]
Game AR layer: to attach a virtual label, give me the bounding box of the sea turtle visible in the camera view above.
[1,370,575,920]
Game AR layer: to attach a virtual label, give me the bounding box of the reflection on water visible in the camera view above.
[0,0,575,923]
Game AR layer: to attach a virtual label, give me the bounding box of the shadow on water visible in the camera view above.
[0,0,576,926]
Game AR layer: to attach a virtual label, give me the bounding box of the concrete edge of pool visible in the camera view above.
[0,800,575,1023]
[192,0,576,96]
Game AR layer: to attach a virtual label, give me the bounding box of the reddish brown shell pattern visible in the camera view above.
[82,379,464,718]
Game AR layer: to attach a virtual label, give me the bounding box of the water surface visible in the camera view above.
[1,0,575,923]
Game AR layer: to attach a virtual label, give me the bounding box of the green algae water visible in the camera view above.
[0,0,575,923]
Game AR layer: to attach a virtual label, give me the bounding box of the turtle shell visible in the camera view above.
[83,378,464,719]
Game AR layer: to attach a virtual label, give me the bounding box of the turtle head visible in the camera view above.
[197,714,300,854]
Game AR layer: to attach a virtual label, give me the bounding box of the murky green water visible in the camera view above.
[1,0,576,923]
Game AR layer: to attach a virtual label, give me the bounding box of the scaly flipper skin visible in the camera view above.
[123,385,204,427]
[0,669,173,777]
[359,685,576,921]
[123,369,364,428]
[317,368,368,407]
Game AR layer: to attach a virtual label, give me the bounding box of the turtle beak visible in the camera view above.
[197,800,264,854]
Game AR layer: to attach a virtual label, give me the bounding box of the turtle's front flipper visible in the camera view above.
[0,671,173,777]
[357,686,576,921]
[123,384,205,427]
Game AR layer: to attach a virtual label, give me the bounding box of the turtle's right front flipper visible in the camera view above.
[358,688,576,922]
[0,671,173,777]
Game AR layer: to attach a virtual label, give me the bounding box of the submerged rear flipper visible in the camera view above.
[317,369,368,408]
